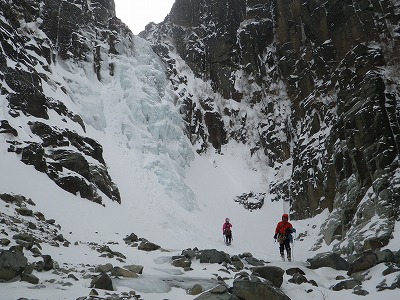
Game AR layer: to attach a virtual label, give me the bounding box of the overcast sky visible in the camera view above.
[114,0,175,34]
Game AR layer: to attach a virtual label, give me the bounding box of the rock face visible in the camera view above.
[0,0,122,205]
[142,0,400,253]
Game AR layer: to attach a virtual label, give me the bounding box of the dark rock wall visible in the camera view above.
[0,0,123,204]
[142,0,400,253]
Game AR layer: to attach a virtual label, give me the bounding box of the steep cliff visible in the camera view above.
[0,0,126,204]
[141,0,400,253]
[1,0,198,210]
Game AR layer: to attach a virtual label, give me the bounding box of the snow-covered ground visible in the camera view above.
[2,137,400,299]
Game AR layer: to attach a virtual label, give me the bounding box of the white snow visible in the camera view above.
[2,136,400,300]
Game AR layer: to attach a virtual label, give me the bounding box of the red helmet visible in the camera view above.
[282,214,289,220]
[225,218,230,222]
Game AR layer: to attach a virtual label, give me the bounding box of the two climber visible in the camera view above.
[222,214,296,262]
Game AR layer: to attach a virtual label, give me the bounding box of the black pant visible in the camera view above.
[225,233,232,244]
[279,239,291,257]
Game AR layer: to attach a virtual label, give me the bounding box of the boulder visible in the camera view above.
[34,261,45,272]
[42,255,54,271]
[331,279,361,291]
[68,274,79,281]
[13,233,34,250]
[395,249,400,260]
[21,273,39,284]
[239,252,253,259]
[90,273,114,291]
[123,264,144,274]
[0,193,25,205]
[13,233,34,243]
[353,286,369,296]
[251,266,285,288]
[233,279,291,300]
[195,285,238,300]
[389,275,400,290]
[286,268,306,276]
[110,267,138,278]
[1,239,11,247]
[199,249,231,264]
[189,283,203,295]
[347,251,377,275]
[0,250,28,281]
[231,256,244,270]
[138,241,160,252]
[95,263,113,273]
[245,257,264,266]
[307,252,349,270]
[375,249,397,264]
[382,265,400,276]
[182,248,196,259]
[172,257,192,268]
[97,245,126,259]
[30,247,42,257]
[123,233,138,244]
[288,273,309,285]
[15,207,34,217]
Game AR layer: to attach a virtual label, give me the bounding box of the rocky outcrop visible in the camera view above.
[142,0,400,253]
[305,249,400,294]
[0,0,123,205]
[0,193,70,257]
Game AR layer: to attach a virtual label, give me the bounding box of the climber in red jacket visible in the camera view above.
[274,213,295,261]
[222,218,232,245]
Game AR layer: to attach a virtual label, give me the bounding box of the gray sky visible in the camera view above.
[114,0,175,34]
